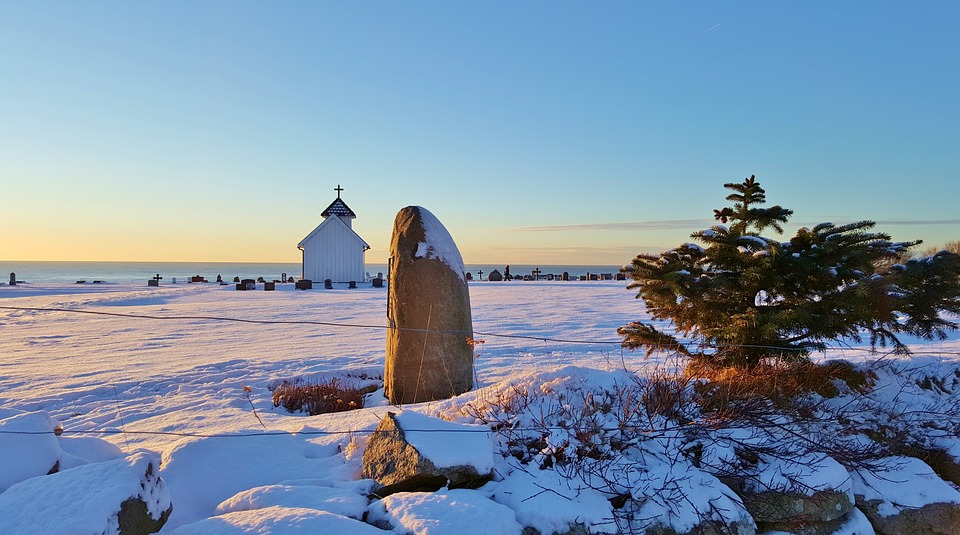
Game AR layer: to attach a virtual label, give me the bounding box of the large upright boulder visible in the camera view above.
[385,206,474,404]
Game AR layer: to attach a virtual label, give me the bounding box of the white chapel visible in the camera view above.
[298,186,370,283]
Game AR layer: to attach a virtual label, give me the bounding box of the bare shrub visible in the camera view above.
[272,377,369,415]
[453,357,915,533]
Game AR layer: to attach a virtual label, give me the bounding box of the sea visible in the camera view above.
[0,261,626,284]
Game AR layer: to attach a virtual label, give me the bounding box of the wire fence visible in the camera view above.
[5,304,959,354]
[1,303,959,441]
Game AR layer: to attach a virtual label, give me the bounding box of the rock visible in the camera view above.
[361,411,493,497]
[215,484,370,519]
[163,506,384,535]
[520,525,591,535]
[643,520,756,535]
[859,500,960,535]
[851,456,960,535]
[893,444,960,487]
[0,411,63,492]
[385,206,474,404]
[716,452,854,528]
[752,515,850,535]
[734,488,853,524]
[367,489,524,534]
[0,452,172,535]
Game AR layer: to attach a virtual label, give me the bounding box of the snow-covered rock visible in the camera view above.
[215,483,369,519]
[0,410,63,492]
[367,488,523,534]
[0,452,171,535]
[361,411,493,496]
[163,506,384,535]
[160,432,355,529]
[851,456,960,535]
[485,466,615,535]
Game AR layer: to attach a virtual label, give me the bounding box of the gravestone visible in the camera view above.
[281,273,287,283]
[8,273,15,286]
[148,274,162,287]
[216,274,223,283]
[385,206,474,404]
[562,271,569,281]
[236,279,255,291]
[233,276,240,283]
[295,279,313,290]
[348,280,357,289]
[264,282,275,291]
[465,272,473,281]
[487,269,503,282]
[324,279,333,289]
[372,277,384,288]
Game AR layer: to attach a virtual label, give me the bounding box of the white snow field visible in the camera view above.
[1,281,959,534]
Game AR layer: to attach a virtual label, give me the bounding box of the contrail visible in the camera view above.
[702,22,721,33]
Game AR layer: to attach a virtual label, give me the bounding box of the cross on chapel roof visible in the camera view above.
[321,185,357,218]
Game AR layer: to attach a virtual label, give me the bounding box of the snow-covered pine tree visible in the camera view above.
[619,176,960,368]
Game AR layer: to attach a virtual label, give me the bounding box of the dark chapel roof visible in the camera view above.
[321,197,357,219]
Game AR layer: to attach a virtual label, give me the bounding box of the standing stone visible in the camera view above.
[385,206,473,404]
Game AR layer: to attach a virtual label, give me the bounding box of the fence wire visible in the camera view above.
[1,303,959,441]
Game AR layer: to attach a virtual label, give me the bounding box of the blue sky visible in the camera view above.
[1,2,957,264]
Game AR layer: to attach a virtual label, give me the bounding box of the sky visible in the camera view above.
[1,2,958,265]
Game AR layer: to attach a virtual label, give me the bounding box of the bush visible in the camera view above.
[620,175,960,367]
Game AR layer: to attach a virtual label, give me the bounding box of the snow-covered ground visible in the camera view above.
[1,281,959,534]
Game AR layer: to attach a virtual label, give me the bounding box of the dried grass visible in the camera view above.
[272,377,370,415]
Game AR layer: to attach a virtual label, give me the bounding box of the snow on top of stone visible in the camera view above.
[0,452,170,535]
[0,411,62,493]
[414,206,466,281]
[215,484,370,519]
[394,410,494,473]
[165,506,385,535]
[851,456,960,516]
[368,489,523,535]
